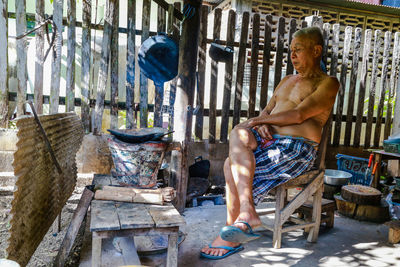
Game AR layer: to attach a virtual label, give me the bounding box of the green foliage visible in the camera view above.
[363,88,396,118]
[8,120,16,129]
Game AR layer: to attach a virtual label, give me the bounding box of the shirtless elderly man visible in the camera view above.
[201,26,339,260]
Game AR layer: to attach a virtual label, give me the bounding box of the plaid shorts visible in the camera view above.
[251,129,317,205]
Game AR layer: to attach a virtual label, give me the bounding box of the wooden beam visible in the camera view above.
[0,0,8,128]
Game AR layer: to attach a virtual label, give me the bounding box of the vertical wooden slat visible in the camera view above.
[259,14,272,111]
[110,0,119,129]
[94,0,115,135]
[364,30,382,148]
[333,26,352,146]
[0,0,7,127]
[393,32,400,134]
[354,29,372,148]
[384,32,400,139]
[328,24,340,146]
[16,0,27,116]
[195,5,208,140]
[50,0,64,114]
[322,23,330,71]
[248,13,260,119]
[157,5,166,33]
[140,0,151,128]
[34,0,44,114]
[220,10,236,143]
[66,0,76,112]
[286,18,297,76]
[81,0,91,133]
[374,31,391,147]
[232,12,249,127]
[209,8,221,143]
[273,17,285,90]
[344,28,362,146]
[126,0,136,129]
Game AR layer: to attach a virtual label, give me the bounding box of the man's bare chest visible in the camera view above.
[275,79,317,105]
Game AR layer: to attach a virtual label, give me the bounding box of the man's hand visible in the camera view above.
[253,124,273,140]
[235,119,256,129]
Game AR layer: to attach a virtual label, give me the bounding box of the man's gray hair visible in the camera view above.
[293,27,324,48]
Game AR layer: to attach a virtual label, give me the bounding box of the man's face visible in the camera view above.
[290,37,316,72]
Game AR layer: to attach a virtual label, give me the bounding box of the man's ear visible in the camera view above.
[313,45,322,58]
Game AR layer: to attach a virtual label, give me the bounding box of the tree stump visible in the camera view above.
[385,221,400,244]
[341,185,381,205]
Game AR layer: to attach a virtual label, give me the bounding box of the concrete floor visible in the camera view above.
[80,202,400,267]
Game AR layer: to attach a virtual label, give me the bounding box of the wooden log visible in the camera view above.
[81,0,91,133]
[341,184,381,205]
[50,0,63,114]
[194,6,208,140]
[385,221,400,244]
[34,0,45,115]
[364,30,382,148]
[209,8,222,143]
[374,31,391,148]
[354,29,371,148]
[259,14,272,111]
[273,17,285,91]
[286,18,297,76]
[110,0,119,129]
[94,0,115,135]
[220,9,235,143]
[15,0,27,116]
[0,0,8,128]
[54,187,94,267]
[140,0,151,128]
[232,12,249,127]
[385,32,400,139]
[333,26,352,146]
[126,0,136,129]
[344,28,361,146]
[248,13,260,119]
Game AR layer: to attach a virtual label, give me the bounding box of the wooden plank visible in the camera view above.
[333,26,352,146]
[195,5,208,140]
[15,0,27,116]
[286,18,297,76]
[232,12,249,127]
[116,202,155,229]
[273,17,285,90]
[157,4,166,33]
[385,32,400,139]
[54,187,94,267]
[140,0,151,128]
[166,232,178,267]
[94,0,115,135]
[34,0,45,115]
[322,23,330,74]
[126,0,136,129]
[354,29,371,148]
[50,0,63,114]
[374,31,391,148]
[66,0,76,112]
[0,0,8,128]
[393,32,400,136]
[248,13,260,119]
[220,9,236,143]
[344,28,362,146]
[329,24,340,78]
[90,200,120,231]
[81,0,91,133]
[110,0,119,129]
[147,204,185,227]
[209,8,222,143]
[259,14,272,111]
[364,30,382,148]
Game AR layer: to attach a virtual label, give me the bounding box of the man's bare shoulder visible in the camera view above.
[318,75,339,94]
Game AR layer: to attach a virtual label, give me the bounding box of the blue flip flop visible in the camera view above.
[200,244,244,260]
[220,221,261,243]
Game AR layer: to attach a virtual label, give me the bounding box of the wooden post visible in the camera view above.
[50,0,64,114]
[248,13,260,119]
[15,0,27,117]
[286,18,297,76]
[110,0,119,129]
[81,0,91,133]
[140,0,151,128]
[273,17,285,91]
[328,24,339,145]
[0,0,8,128]
[126,0,136,129]
[94,0,115,135]
[391,32,400,136]
[66,0,76,112]
[34,0,44,114]
[259,14,272,111]
[172,0,202,213]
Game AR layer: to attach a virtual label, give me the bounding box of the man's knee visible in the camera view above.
[229,127,257,150]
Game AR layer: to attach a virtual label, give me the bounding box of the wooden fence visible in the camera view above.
[0,1,399,149]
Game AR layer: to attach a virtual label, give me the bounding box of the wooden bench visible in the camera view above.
[90,175,185,267]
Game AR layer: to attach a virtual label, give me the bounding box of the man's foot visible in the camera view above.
[219,212,265,243]
[200,235,242,258]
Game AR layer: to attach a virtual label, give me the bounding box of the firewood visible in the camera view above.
[341,185,381,205]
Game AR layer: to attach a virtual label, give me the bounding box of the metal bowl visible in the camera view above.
[324,169,352,186]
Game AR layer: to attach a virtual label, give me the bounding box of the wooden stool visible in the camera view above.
[296,198,336,230]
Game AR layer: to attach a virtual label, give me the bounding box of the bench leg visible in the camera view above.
[307,185,323,243]
[92,236,102,267]
[273,187,286,249]
[326,210,334,229]
[167,232,178,267]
